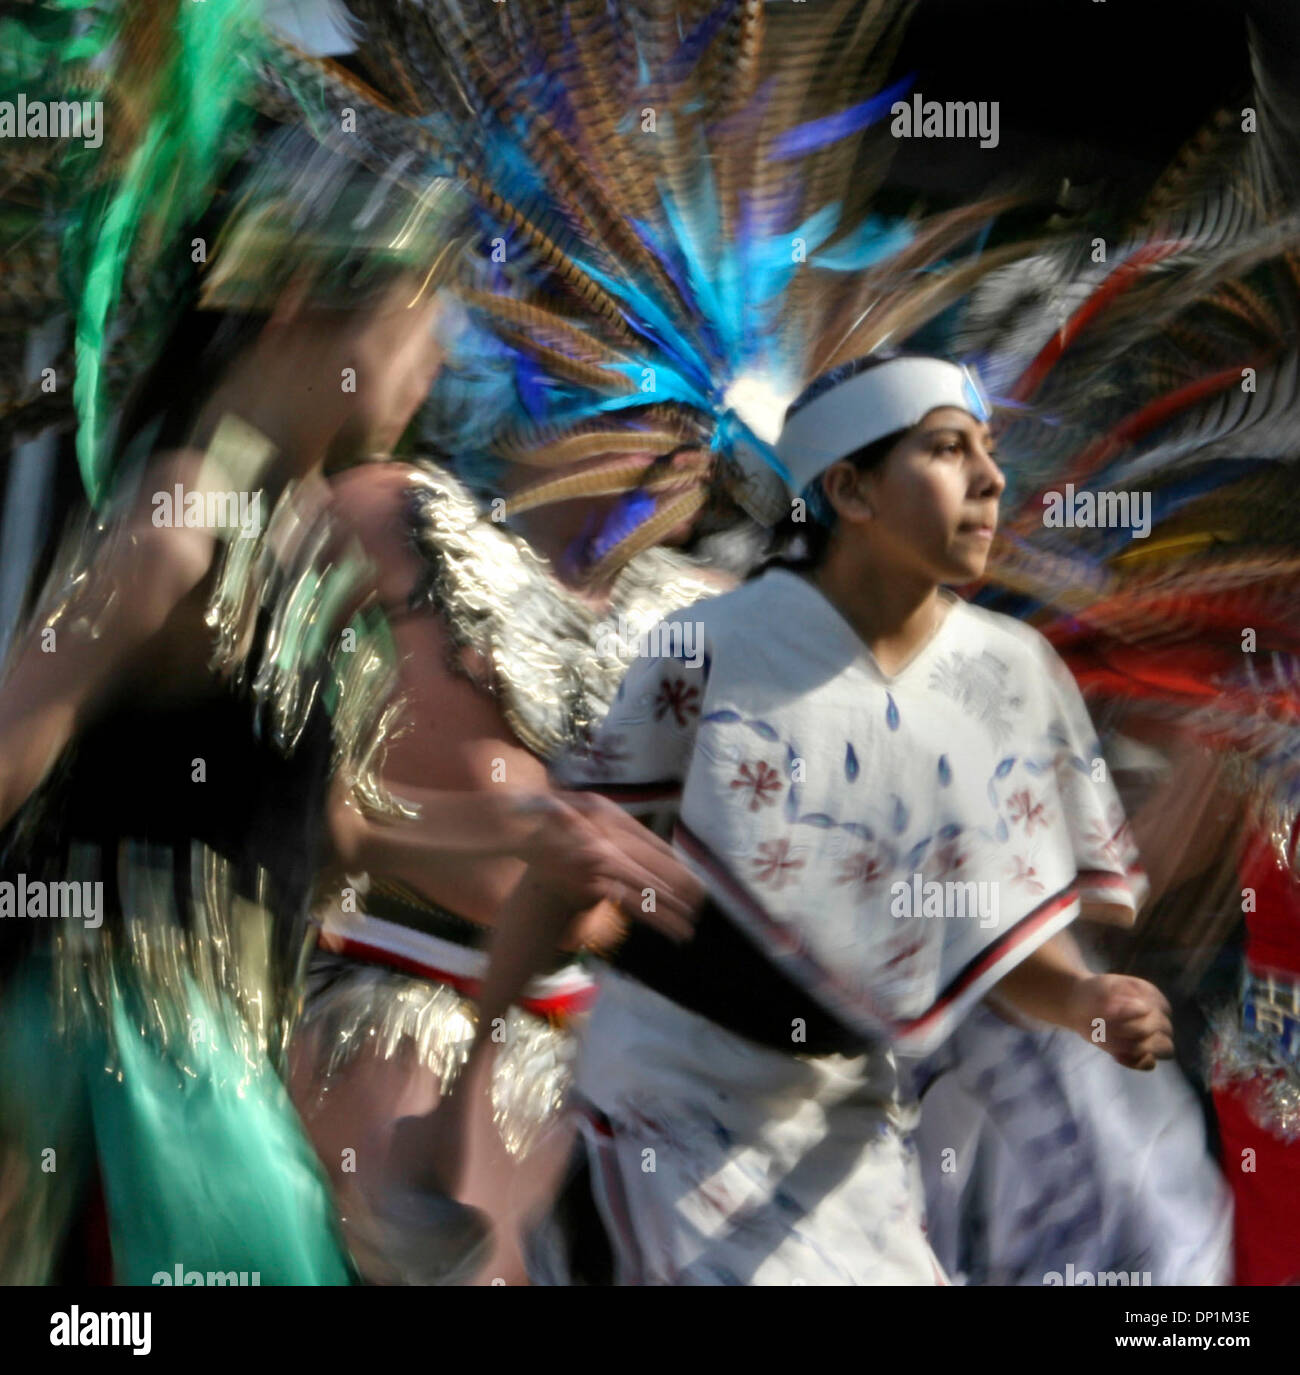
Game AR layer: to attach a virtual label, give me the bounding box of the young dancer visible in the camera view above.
[0,108,694,1282]
[291,438,723,1285]
[444,353,1173,1284]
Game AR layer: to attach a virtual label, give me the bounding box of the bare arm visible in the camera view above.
[987,930,1092,1029]
[989,928,1174,1070]
[385,796,702,1193]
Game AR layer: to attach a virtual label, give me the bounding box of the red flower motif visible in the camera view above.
[752,838,804,890]
[835,849,887,891]
[1006,855,1045,894]
[654,677,701,726]
[1083,819,1121,868]
[932,842,966,878]
[730,760,783,812]
[1007,789,1049,834]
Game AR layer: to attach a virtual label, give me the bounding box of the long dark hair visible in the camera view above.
[761,428,905,572]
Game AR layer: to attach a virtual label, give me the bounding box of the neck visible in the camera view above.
[190,355,331,487]
[811,546,945,672]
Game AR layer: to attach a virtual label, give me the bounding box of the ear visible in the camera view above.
[820,460,875,522]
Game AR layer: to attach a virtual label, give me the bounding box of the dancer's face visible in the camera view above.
[826,406,1004,584]
[266,273,448,468]
[330,278,449,460]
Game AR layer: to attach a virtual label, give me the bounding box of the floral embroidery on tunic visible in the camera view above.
[928,649,1025,747]
[1007,789,1051,835]
[836,849,890,892]
[731,760,783,812]
[1007,855,1046,894]
[752,838,805,889]
[656,677,702,726]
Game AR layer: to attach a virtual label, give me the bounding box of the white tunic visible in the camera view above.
[556,569,1147,1284]
[565,568,1146,1054]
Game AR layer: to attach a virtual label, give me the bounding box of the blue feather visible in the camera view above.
[770,74,915,160]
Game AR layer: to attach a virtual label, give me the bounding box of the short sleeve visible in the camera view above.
[553,631,710,831]
[1039,636,1149,925]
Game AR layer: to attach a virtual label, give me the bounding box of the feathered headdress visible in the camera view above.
[314,0,1038,580]
[954,21,1300,976]
[1,0,471,505]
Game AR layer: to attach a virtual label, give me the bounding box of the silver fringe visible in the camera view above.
[299,952,578,1160]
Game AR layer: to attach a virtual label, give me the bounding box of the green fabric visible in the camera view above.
[0,955,352,1286]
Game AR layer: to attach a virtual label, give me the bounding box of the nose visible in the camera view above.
[971,437,1005,498]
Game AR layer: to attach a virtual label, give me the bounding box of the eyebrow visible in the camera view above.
[921,426,994,445]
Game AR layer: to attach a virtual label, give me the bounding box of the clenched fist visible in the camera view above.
[1067,973,1174,1071]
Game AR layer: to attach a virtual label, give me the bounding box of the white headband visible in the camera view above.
[774,357,991,495]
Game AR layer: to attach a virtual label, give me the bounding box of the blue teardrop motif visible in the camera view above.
[891,795,908,833]
[749,720,779,741]
[938,754,952,786]
[905,837,932,868]
[842,822,875,841]
[885,693,900,731]
[995,756,1017,778]
[800,813,835,828]
[703,709,742,723]
[995,817,1009,843]
[845,742,860,782]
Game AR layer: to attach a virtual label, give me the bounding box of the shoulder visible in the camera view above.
[330,460,430,544]
[949,598,1085,713]
[690,569,783,628]
[329,460,439,600]
[950,597,1058,666]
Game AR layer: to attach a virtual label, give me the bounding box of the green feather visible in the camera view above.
[67,0,266,505]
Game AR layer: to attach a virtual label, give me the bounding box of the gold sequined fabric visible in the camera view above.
[18,419,404,1074]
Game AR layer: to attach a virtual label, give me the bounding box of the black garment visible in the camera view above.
[0,608,334,1022]
[613,897,869,1057]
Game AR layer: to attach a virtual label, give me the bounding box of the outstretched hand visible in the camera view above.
[519,790,704,942]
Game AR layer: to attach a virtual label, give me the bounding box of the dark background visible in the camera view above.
[883,0,1294,202]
